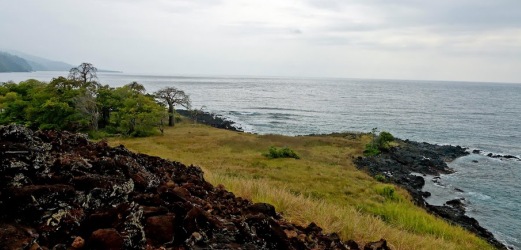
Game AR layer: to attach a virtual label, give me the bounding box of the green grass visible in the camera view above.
[107,119,494,250]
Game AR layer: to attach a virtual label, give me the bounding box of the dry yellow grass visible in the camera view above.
[107,120,494,250]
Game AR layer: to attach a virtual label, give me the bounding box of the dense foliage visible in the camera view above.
[0,63,177,137]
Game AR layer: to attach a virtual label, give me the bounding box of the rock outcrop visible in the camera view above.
[354,139,508,249]
[177,109,242,132]
[0,125,386,249]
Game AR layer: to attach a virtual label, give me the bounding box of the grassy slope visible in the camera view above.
[107,120,494,250]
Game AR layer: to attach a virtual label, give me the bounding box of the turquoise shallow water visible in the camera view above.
[2,72,520,248]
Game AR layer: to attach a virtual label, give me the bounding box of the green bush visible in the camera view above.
[377,131,394,150]
[364,144,381,156]
[375,174,387,182]
[364,129,395,156]
[265,146,300,159]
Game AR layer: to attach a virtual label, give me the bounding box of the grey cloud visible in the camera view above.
[304,0,521,30]
[290,29,303,35]
[226,22,303,37]
[302,0,349,11]
[324,22,390,33]
[155,0,224,13]
[1,0,519,82]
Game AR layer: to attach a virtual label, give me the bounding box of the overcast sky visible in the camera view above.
[1,0,520,83]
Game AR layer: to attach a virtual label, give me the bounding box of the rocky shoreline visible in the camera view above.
[176,109,243,132]
[0,125,390,250]
[354,139,509,250]
[177,111,511,249]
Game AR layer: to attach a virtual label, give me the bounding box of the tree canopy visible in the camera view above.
[154,87,191,126]
[0,64,187,138]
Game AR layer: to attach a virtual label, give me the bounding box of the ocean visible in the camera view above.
[1,71,520,248]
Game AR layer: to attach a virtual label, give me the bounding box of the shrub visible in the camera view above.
[363,129,395,156]
[377,131,394,150]
[364,144,380,156]
[265,146,300,159]
[375,174,387,182]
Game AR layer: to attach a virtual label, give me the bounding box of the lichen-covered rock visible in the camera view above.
[0,125,377,249]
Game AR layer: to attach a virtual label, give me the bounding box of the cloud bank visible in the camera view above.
[1,0,520,82]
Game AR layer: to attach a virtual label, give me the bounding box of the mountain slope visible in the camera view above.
[6,50,73,71]
[0,52,32,72]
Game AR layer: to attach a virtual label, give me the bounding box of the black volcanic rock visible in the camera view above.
[0,125,388,249]
[486,153,520,161]
[177,109,243,132]
[354,139,508,250]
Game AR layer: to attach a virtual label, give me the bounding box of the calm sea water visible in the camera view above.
[2,71,520,248]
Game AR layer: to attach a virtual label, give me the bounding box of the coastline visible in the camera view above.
[353,140,509,249]
[176,109,243,132]
[183,110,510,249]
[0,107,500,249]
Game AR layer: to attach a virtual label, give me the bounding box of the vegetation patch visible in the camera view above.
[0,63,191,138]
[374,174,387,182]
[363,128,395,156]
[375,185,401,202]
[264,146,300,159]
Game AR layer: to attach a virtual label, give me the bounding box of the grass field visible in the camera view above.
[107,120,494,250]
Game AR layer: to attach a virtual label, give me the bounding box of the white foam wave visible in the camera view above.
[468,192,492,200]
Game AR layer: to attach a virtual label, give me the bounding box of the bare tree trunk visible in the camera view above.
[159,118,164,135]
[75,93,99,131]
[99,107,110,129]
[128,117,136,135]
[91,110,99,131]
[168,103,174,127]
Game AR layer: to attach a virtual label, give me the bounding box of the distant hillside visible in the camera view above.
[0,50,73,72]
[0,52,32,72]
[2,50,120,73]
[6,50,74,71]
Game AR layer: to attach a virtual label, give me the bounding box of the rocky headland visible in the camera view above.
[0,125,390,250]
[354,139,508,250]
[176,109,243,132]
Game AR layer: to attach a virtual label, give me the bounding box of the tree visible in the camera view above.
[154,87,191,126]
[68,63,100,91]
[0,79,46,126]
[49,76,77,91]
[110,86,165,136]
[20,80,83,130]
[96,85,117,129]
[67,63,102,130]
[75,91,99,131]
[125,81,146,94]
